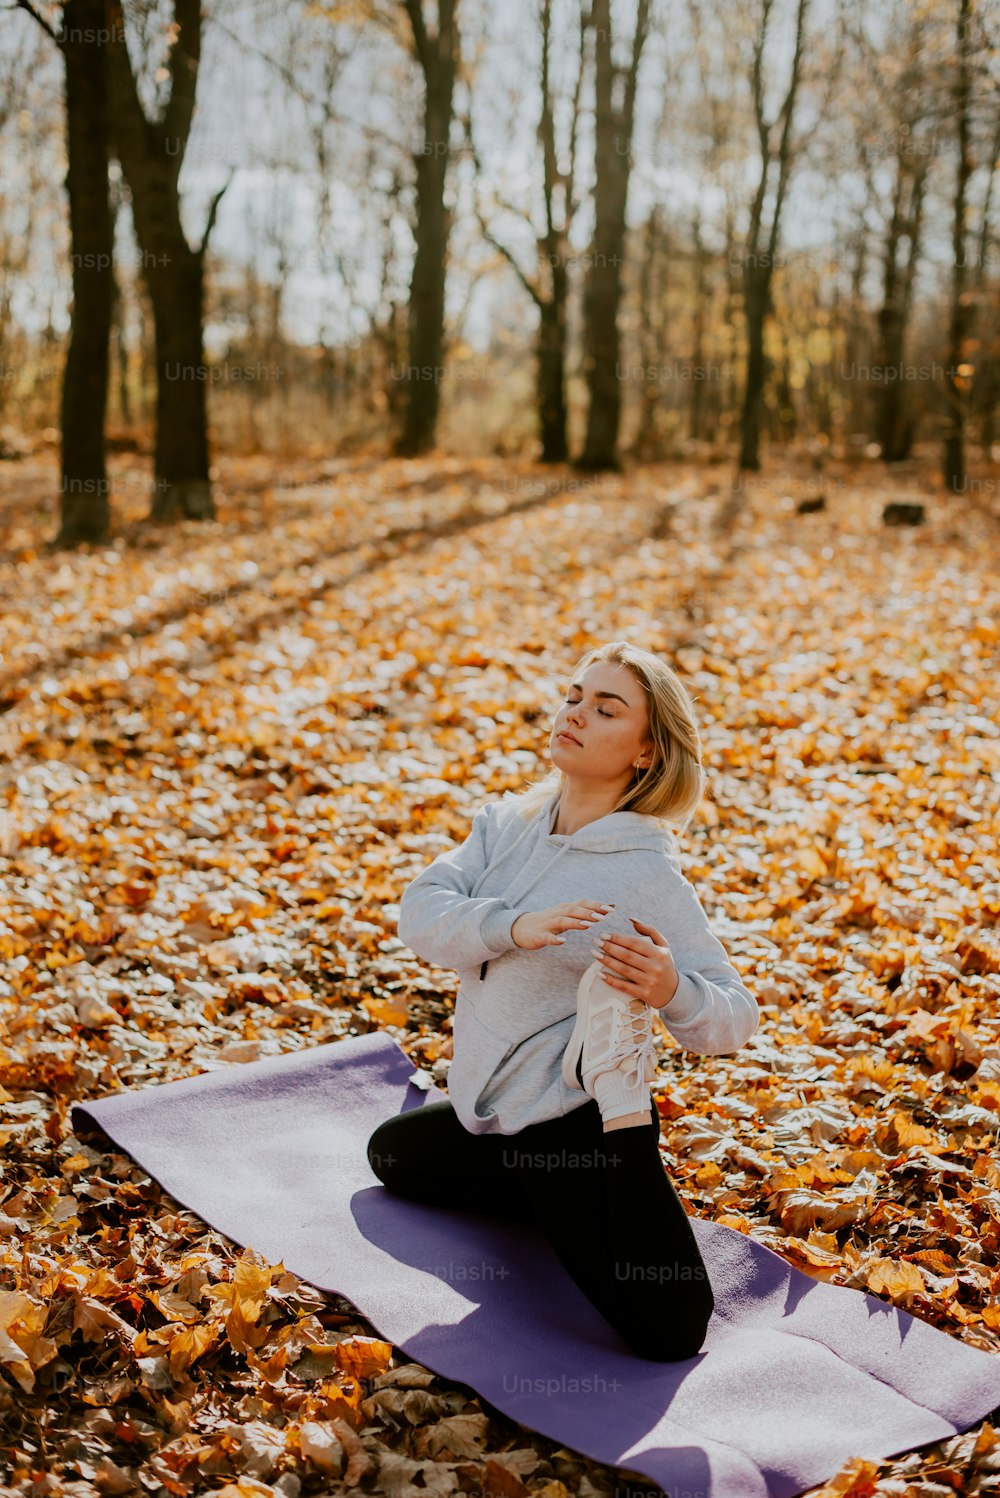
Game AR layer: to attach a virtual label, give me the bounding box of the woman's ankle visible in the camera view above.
[603,1110,650,1132]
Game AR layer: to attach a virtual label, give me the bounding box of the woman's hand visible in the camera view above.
[592,918,680,1008]
[511,900,614,951]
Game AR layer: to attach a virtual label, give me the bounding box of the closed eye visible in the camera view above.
[565,695,614,717]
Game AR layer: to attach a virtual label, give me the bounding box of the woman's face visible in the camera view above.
[549,662,654,784]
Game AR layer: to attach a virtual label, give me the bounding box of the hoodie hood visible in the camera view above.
[468,790,673,908]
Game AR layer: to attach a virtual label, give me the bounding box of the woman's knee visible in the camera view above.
[627,1307,713,1362]
[619,1284,715,1362]
[366,1121,403,1186]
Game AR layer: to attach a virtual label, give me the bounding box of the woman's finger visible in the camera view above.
[630,917,669,946]
[596,943,648,976]
[599,933,650,964]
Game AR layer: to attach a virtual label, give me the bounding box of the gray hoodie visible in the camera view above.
[397,789,759,1135]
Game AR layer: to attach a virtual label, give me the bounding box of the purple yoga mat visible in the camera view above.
[71,1033,1000,1498]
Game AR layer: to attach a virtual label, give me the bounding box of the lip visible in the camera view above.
[556,731,582,746]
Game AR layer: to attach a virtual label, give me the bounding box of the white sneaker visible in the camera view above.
[562,960,658,1123]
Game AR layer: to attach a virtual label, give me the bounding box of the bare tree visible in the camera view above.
[105,0,231,521]
[0,27,40,428]
[631,203,669,458]
[970,103,1000,446]
[577,0,651,471]
[394,0,461,457]
[470,0,587,463]
[846,4,942,462]
[875,140,932,462]
[943,0,973,491]
[737,0,810,472]
[687,0,748,449]
[16,0,114,545]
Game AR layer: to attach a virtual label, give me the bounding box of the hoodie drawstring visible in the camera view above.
[468,800,550,899]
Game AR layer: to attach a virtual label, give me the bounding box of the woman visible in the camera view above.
[367,640,759,1361]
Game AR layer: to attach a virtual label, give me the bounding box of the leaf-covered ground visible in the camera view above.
[1,453,999,1498]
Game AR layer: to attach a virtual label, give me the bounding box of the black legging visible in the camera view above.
[366,1092,714,1361]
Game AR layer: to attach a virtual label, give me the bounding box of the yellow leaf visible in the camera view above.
[975,1422,999,1454]
[715,1213,752,1234]
[795,847,827,882]
[224,1302,270,1357]
[875,1112,942,1153]
[0,1292,41,1391]
[865,1257,926,1305]
[146,1289,202,1324]
[232,1249,275,1319]
[167,1321,220,1375]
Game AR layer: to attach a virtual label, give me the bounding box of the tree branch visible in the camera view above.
[401,0,431,76]
[210,14,405,154]
[766,0,809,262]
[13,0,60,43]
[621,0,651,139]
[162,0,202,152]
[198,168,235,256]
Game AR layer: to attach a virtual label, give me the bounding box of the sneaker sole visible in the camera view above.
[561,962,605,1092]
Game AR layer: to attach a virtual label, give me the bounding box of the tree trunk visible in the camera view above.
[145,238,212,518]
[722,204,739,445]
[845,211,870,440]
[110,271,131,429]
[56,0,114,547]
[395,0,459,458]
[537,285,568,463]
[943,0,972,493]
[875,154,928,462]
[577,0,650,472]
[875,157,907,461]
[690,208,708,442]
[106,0,223,521]
[876,309,906,461]
[738,268,768,471]
[107,172,132,428]
[633,208,665,459]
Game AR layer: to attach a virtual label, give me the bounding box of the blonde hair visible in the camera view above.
[507,640,706,833]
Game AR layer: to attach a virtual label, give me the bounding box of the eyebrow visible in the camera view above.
[568,680,632,706]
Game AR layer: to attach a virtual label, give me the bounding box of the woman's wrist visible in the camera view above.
[653,969,680,1008]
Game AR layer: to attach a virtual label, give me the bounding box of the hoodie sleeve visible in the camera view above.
[397,804,521,971]
[650,850,760,1054]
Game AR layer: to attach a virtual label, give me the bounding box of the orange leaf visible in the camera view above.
[332,1336,393,1381]
[362,996,408,1026]
[809,1455,881,1498]
[483,1458,531,1498]
[121,881,155,906]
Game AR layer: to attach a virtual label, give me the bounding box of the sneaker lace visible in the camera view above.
[612,1001,657,1089]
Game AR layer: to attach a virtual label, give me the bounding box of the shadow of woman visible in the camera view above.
[349,1180,716,1496]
